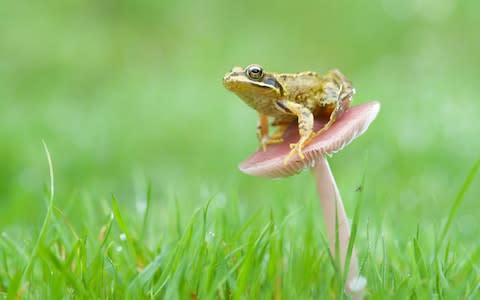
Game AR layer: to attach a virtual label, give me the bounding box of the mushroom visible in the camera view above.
[239,101,380,297]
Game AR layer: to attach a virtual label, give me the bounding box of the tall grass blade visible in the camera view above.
[437,159,480,251]
[8,141,55,300]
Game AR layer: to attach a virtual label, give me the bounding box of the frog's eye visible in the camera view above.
[246,65,264,81]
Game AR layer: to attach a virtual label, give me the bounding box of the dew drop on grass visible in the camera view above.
[120,233,127,241]
[205,231,215,243]
[136,200,147,214]
[116,246,123,252]
[348,276,367,293]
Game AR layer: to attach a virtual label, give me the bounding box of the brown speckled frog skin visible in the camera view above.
[223,64,355,163]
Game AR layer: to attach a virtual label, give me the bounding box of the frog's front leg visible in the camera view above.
[275,100,314,164]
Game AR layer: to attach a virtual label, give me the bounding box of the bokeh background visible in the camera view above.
[1,0,479,246]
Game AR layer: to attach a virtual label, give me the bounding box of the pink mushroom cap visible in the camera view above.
[239,101,381,178]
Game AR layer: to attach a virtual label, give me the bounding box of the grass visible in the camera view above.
[0,153,478,298]
[1,0,480,298]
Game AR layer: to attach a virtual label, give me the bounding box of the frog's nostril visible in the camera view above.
[223,75,234,87]
[224,71,239,82]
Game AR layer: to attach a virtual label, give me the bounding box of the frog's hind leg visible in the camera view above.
[274,100,314,164]
[257,114,289,151]
[310,70,354,141]
[267,122,289,145]
[312,90,350,137]
[257,113,270,151]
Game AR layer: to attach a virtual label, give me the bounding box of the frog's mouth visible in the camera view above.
[223,72,237,85]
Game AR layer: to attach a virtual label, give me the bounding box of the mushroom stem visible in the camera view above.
[311,157,364,297]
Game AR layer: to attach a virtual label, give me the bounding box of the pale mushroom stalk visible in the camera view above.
[239,101,380,298]
[312,157,360,294]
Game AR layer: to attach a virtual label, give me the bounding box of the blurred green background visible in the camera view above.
[1,0,479,245]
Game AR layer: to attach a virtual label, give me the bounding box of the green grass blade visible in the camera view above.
[413,236,427,280]
[8,141,55,300]
[342,166,366,286]
[437,159,480,251]
[140,178,152,242]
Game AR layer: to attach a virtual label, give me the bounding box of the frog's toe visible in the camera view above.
[289,142,305,154]
[260,136,283,152]
[295,144,305,159]
[298,147,305,158]
[283,143,305,164]
[266,137,283,145]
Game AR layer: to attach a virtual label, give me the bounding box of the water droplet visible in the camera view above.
[136,200,146,214]
[302,162,309,170]
[119,233,127,241]
[348,276,367,293]
[205,231,215,243]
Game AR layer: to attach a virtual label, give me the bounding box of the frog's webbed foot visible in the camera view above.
[274,100,314,165]
[268,123,288,144]
[257,115,288,151]
[259,136,284,151]
[284,140,306,164]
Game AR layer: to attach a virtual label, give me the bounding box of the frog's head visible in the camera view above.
[223,64,284,104]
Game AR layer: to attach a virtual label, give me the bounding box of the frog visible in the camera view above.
[223,64,355,164]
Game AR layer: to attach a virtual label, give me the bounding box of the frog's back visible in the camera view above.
[277,71,323,100]
[275,69,353,121]
[277,71,333,116]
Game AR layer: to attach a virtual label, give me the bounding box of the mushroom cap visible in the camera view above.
[239,101,380,178]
